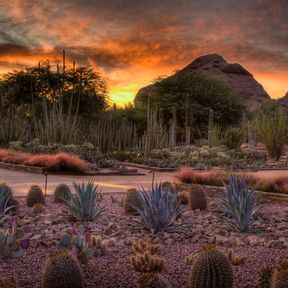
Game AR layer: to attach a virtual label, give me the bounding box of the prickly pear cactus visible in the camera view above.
[188,185,207,210]
[124,188,142,214]
[26,185,45,207]
[54,184,72,203]
[271,261,288,288]
[42,250,84,288]
[190,245,233,288]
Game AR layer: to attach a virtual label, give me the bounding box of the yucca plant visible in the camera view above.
[219,175,264,232]
[65,181,105,221]
[131,183,190,233]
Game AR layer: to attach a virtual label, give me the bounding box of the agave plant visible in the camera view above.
[65,181,105,221]
[131,183,190,233]
[0,185,14,224]
[220,175,264,232]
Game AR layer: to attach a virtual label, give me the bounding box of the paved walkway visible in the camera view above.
[0,168,177,196]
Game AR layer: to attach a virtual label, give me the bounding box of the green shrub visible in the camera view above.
[221,126,245,150]
[26,185,45,207]
[254,108,288,160]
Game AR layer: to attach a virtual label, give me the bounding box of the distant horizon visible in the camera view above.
[0,0,287,105]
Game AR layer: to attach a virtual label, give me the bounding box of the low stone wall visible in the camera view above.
[0,161,44,174]
[177,183,288,204]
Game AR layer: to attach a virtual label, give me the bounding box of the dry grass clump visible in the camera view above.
[0,149,89,173]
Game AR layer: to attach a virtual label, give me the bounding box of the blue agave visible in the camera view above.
[131,183,190,233]
[220,175,264,232]
[0,184,14,224]
[65,181,105,221]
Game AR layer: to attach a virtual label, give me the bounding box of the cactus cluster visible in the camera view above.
[54,184,72,203]
[0,219,30,259]
[131,240,171,288]
[58,225,106,265]
[188,185,207,210]
[26,185,45,207]
[190,245,233,288]
[42,250,84,288]
[0,278,19,288]
[124,188,142,214]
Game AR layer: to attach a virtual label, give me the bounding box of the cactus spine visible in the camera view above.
[190,245,233,288]
[26,185,45,207]
[54,184,72,203]
[188,185,207,210]
[42,250,84,288]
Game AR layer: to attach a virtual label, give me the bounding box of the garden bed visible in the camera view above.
[1,194,288,287]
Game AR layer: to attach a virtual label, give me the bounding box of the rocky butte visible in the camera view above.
[134,54,272,110]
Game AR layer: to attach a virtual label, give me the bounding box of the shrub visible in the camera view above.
[132,183,190,233]
[26,185,45,207]
[42,250,84,288]
[254,108,288,160]
[271,261,288,288]
[124,188,142,214]
[190,245,233,288]
[54,184,72,203]
[221,126,245,150]
[188,185,207,210]
[0,149,89,173]
[66,181,105,221]
[220,175,264,232]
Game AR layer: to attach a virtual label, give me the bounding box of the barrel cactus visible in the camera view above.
[42,250,84,288]
[259,266,273,288]
[54,184,72,203]
[188,185,207,210]
[190,245,233,288]
[271,261,288,288]
[0,278,19,288]
[26,185,45,207]
[124,188,142,214]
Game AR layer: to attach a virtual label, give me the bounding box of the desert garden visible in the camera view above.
[1,59,288,288]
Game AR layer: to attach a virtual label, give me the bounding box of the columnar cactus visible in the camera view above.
[259,266,273,288]
[54,184,72,203]
[190,245,233,288]
[124,188,142,214]
[271,261,288,288]
[188,185,207,210]
[42,250,84,288]
[26,185,45,207]
[0,278,20,288]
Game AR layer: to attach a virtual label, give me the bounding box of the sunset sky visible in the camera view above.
[0,0,287,105]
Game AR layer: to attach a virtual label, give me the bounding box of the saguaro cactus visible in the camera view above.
[208,109,214,148]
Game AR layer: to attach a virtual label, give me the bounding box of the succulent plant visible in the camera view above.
[185,252,198,266]
[271,261,288,288]
[0,184,14,224]
[65,181,105,221]
[190,245,233,288]
[0,219,30,259]
[0,278,20,288]
[132,183,190,233]
[42,250,84,288]
[220,175,264,232]
[124,188,142,214]
[58,225,106,265]
[259,266,273,288]
[54,184,72,203]
[188,185,207,210]
[26,185,45,207]
[176,190,189,205]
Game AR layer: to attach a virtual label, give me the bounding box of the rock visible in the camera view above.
[235,237,245,246]
[165,238,174,245]
[134,54,271,110]
[247,236,259,247]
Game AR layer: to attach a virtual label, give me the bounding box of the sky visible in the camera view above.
[0,0,287,105]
